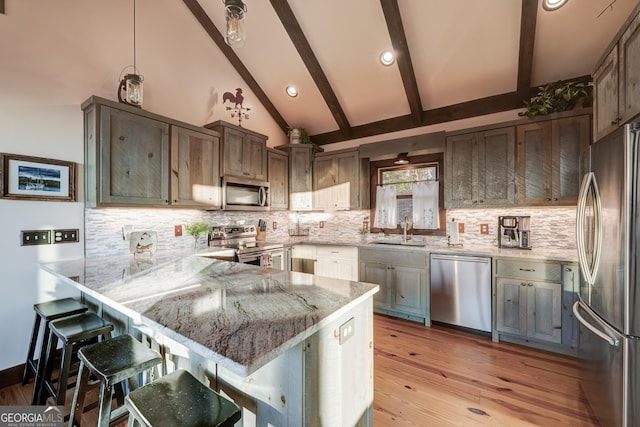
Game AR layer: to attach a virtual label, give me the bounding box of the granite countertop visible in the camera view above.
[40,251,378,376]
[284,237,578,263]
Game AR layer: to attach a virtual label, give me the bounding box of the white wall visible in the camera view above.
[0,105,85,371]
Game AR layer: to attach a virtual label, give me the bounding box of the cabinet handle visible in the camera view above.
[521,282,527,286]
[527,283,534,287]
[519,268,535,272]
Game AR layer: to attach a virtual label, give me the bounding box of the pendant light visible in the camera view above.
[224,0,247,48]
[118,0,144,107]
[394,153,410,165]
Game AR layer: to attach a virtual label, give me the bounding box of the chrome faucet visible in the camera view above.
[402,216,411,242]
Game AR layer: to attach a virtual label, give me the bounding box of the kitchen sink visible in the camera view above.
[372,240,426,247]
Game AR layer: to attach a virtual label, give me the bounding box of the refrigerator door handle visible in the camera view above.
[575,171,602,290]
[573,301,620,347]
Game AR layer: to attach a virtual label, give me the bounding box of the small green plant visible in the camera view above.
[519,80,592,119]
[287,127,322,159]
[185,221,209,247]
[359,227,369,235]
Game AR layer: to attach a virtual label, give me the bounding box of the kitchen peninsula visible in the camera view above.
[40,251,378,426]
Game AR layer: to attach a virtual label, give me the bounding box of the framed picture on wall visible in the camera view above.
[0,153,76,201]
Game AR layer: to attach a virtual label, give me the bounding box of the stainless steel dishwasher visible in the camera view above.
[430,254,492,332]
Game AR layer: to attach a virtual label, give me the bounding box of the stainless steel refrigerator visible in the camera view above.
[574,122,640,427]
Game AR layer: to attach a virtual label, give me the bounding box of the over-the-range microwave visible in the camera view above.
[222,176,270,211]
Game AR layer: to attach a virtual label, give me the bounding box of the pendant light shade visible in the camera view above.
[394,153,410,165]
[224,0,247,48]
[118,0,144,108]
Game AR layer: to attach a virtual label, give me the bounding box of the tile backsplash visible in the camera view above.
[85,206,576,258]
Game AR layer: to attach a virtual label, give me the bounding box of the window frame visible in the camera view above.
[369,153,446,236]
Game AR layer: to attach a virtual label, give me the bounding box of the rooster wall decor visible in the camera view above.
[222,87,251,126]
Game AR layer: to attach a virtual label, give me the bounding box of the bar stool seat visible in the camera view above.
[69,334,162,427]
[23,297,88,402]
[125,369,241,427]
[37,312,114,410]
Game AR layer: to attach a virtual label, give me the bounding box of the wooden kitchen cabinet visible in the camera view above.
[315,245,358,281]
[494,259,563,347]
[84,102,170,207]
[206,120,268,181]
[83,96,222,208]
[444,127,516,208]
[593,7,640,140]
[276,144,313,211]
[359,248,429,325]
[313,148,369,210]
[516,115,590,205]
[267,148,288,210]
[170,126,221,209]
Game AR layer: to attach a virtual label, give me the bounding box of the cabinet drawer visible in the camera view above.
[292,244,317,260]
[496,259,562,282]
[360,248,427,267]
[316,245,358,260]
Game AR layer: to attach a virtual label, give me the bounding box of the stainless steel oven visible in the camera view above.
[207,224,284,270]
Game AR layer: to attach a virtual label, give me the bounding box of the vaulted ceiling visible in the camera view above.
[184,0,637,145]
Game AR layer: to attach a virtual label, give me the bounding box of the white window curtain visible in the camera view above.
[374,186,398,228]
[412,181,439,229]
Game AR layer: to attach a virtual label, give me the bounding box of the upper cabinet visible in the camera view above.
[516,115,590,205]
[313,148,369,210]
[267,148,288,210]
[170,126,221,209]
[276,144,313,211]
[445,127,516,208]
[205,121,267,181]
[593,6,640,141]
[83,96,221,209]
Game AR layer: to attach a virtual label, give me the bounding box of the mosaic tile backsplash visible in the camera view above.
[85,206,577,258]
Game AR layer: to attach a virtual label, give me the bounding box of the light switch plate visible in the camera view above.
[53,229,79,243]
[480,224,489,234]
[21,230,51,246]
[458,222,465,233]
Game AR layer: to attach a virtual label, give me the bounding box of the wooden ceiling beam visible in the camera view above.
[270,0,352,138]
[182,0,289,132]
[0,1,5,14]
[516,0,539,102]
[380,0,423,125]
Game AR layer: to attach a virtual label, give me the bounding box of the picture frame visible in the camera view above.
[0,153,76,201]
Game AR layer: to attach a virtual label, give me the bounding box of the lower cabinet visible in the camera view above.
[315,245,358,281]
[359,248,429,325]
[494,258,578,354]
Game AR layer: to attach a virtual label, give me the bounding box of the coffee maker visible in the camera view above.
[498,216,532,249]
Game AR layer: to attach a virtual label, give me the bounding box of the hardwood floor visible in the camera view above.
[0,314,600,426]
[373,314,600,426]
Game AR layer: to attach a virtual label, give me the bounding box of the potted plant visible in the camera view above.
[519,80,593,119]
[287,127,322,159]
[185,221,209,248]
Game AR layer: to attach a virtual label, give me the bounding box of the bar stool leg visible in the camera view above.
[22,314,42,385]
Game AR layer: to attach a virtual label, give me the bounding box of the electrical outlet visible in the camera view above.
[53,229,79,243]
[458,222,465,233]
[174,225,183,237]
[319,221,325,228]
[339,317,355,345]
[272,221,277,230]
[480,224,489,235]
[21,230,51,246]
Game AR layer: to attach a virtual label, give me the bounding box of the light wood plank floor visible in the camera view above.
[1,314,600,426]
[374,314,600,426]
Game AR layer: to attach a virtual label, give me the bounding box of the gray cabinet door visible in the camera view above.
[593,47,619,141]
[551,115,590,204]
[244,134,268,180]
[336,151,360,209]
[517,121,551,205]
[391,265,427,316]
[477,127,516,206]
[445,133,475,207]
[219,126,267,180]
[99,106,170,205]
[288,145,313,210]
[360,261,390,309]
[526,280,562,344]
[496,278,526,336]
[618,12,640,127]
[170,126,220,208]
[267,149,288,210]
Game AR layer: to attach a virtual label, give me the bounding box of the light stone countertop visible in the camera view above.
[284,237,578,263]
[40,250,379,377]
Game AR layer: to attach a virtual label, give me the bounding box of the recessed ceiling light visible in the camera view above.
[543,0,568,11]
[380,50,395,66]
[286,86,298,97]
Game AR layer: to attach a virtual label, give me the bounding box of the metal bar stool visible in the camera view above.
[125,369,241,427]
[23,297,88,404]
[69,334,162,427]
[37,312,114,410]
